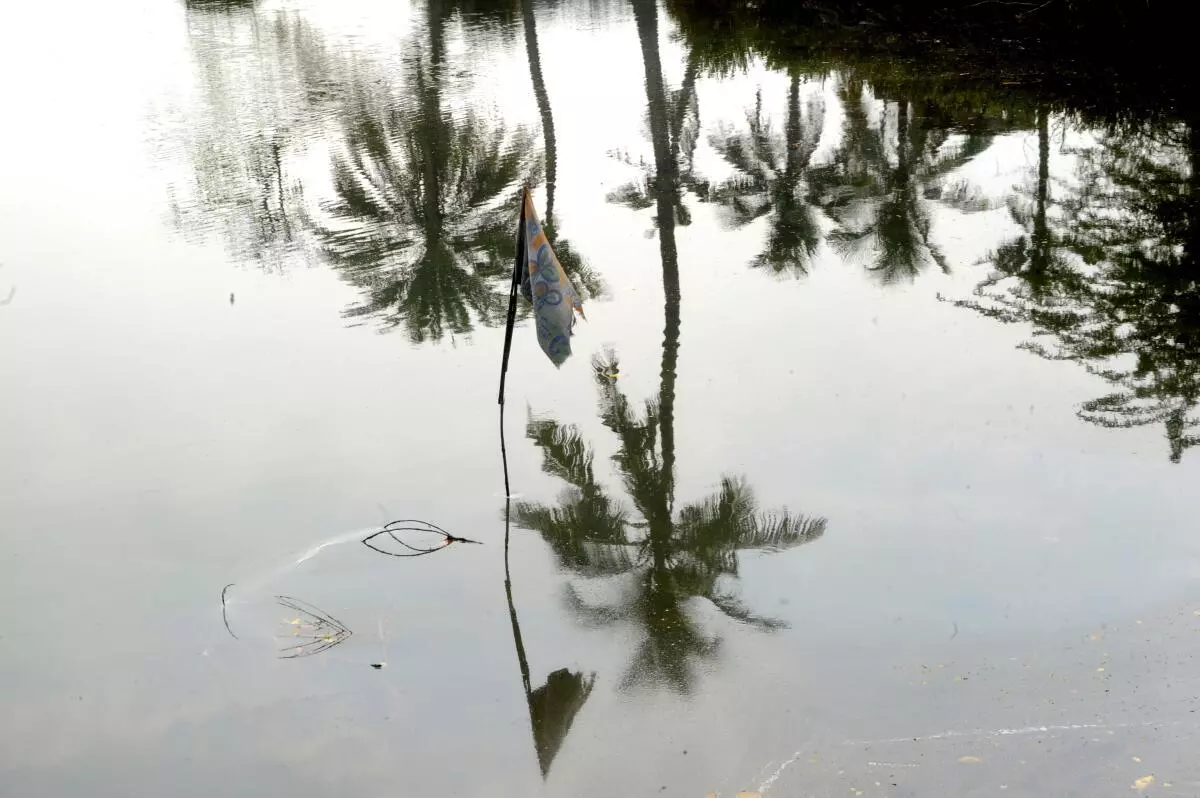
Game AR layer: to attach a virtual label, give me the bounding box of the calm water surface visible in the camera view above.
[2,0,1199,795]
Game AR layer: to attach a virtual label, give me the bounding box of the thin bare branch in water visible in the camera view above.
[362,519,482,557]
[275,595,352,659]
[221,583,238,640]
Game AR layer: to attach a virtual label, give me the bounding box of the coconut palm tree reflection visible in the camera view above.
[515,352,825,693]
[606,48,702,233]
[811,81,998,284]
[313,0,538,342]
[708,71,826,277]
[516,0,824,694]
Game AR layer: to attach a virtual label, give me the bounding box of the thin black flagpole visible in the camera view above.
[499,187,527,499]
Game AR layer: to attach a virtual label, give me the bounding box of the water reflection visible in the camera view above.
[699,68,1022,283]
[663,8,1200,460]
[518,0,604,300]
[505,519,595,777]
[709,69,824,277]
[949,120,1200,461]
[608,0,699,234]
[984,106,1074,300]
[516,0,825,695]
[166,0,1200,458]
[11,0,1200,792]
[814,83,1009,284]
[311,0,537,341]
[172,7,331,268]
[516,356,826,692]
[176,0,603,339]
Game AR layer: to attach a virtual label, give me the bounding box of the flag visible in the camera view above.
[519,188,584,366]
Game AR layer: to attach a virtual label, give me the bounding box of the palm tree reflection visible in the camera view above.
[313,0,537,342]
[606,47,702,233]
[812,82,997,284]
[516,0,824,694]
[709,70,825,277]
[516,352,825,693]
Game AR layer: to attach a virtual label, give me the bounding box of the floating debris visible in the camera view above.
[275,596,351,659]
[219,520,475,655]
[362,519,482,557]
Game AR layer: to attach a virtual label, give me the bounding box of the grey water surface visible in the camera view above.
[2,0,1199,795]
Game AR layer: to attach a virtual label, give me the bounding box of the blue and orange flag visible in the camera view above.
[518,188,584,366]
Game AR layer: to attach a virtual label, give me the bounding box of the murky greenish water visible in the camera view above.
[2,0,1199,795]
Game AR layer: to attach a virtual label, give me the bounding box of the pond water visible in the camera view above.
[1,0,1198,795]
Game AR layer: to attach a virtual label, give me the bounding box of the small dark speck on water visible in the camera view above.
[229,293,235,305]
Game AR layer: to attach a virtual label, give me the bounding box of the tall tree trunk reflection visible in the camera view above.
[519,0,603,299]
[521,0,556,221]
[632,0,680,507]
[514,0,826,695]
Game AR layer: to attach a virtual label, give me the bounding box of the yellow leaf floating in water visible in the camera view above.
[1132,775,1155,791]
[958,756,983,764]
[736,793,761,798]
